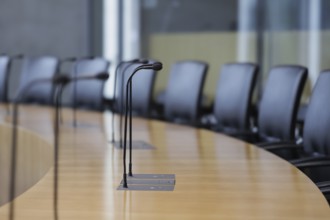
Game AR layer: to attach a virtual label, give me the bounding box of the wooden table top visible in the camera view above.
[0,105,329,220]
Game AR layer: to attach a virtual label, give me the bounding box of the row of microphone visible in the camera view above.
[36,61,162,84]
[8,59,163,220]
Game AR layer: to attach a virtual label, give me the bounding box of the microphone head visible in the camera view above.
[138,59,149,64]
[152,62,163,71]
[95,72,109,80]
[53,74,71,84]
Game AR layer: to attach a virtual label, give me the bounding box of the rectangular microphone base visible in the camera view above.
[63,121,99,128]
[113,140,155,150]
[117,173,176,191]
[120,179,175,185]
[128,174,175,180]
[117,184,175,191]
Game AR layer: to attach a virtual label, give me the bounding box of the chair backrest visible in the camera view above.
[73,57,110,111]
[303,71,330,155]
[213,63,258,132]
[164,60,208,124]
[258,65,307,141]
[114,61,158,117]
[19,56,59,105]
[0,55,11,102]
[130,63,158,117]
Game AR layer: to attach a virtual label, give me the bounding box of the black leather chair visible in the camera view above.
[110,61,158,117]
[265,71,330,204]
[265,70,330,162]
[209,63,258,134]
[246,65,307,144]
[72,57,110,111]
[0,55,11,103]
[163,60,208,125]
[18,56,59,105]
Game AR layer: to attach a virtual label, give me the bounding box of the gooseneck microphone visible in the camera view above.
[122,62,162,188]
[8,72,109,220]
[8,75,67,220]
[111,59,148,145]
[118,60,149,148]
[53,72,108,220]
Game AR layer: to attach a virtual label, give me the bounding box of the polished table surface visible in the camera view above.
[0,105,329,219]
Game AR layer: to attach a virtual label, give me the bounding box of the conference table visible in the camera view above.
[0,105,329,220]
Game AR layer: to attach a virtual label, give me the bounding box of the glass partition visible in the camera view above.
[119,0,330,103]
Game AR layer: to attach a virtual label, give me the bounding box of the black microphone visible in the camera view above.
[122,62,163,188]
[8,72,108,220]
[8,75,69,220]
[53,72,108,219]
[111,59,148,145]
[118,59,149,147]
[70,72,109,81]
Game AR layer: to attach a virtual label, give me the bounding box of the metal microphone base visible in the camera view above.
[117,174,176,191]
[113,140,155,150]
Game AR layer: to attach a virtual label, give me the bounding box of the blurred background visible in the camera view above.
[1,0,329,105]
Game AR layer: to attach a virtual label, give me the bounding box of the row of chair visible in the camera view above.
[1,55,329,203]
[0,56,315,153]
[130,60,329,204]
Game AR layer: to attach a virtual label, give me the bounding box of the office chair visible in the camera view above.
[265,71,330,203]
[72,57,110,111]
[163,60,208,125]
[238,65,307,144]
[18,56,59,105]
[207,63,258,134]
[265,70,330,162]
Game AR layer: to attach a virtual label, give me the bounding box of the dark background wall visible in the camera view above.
[0,0,103,101]
[0,0,91,57]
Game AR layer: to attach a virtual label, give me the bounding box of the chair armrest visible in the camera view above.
[257,141,296,148]
[291,156,330,165]
[263,144,303,160]
[295,160,330,169]
[320,187,330,195]
[317,181,330,196]
[317,181,330,188]
[263,144,302,151]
